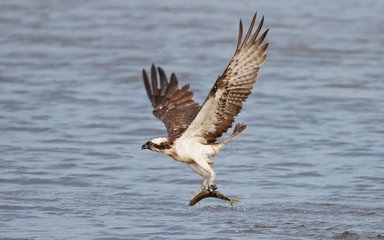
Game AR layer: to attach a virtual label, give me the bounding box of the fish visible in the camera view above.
[189,190,240,206]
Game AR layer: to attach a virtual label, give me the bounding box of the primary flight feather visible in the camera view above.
[142,12,269,193]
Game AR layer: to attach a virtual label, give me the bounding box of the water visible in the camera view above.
[1,0,383,239]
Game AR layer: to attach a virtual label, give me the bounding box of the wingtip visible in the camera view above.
[236,19,244,50]
[239,19,243,30]
[260,42,269,51]
[157,66,165,75]
[170,73,178,83]
[142,67,153,100]
[238,11,262,50]
[252,12,257,22]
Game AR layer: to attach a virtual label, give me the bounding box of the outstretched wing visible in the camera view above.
[180,13,269,144]
[143,64,200,142]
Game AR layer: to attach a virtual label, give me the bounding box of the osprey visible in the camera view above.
[141,13,268,192]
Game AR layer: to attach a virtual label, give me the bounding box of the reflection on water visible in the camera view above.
[1,0,383,239]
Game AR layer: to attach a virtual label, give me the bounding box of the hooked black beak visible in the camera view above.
[141,143,148,150]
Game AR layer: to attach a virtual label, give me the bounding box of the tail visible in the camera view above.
[221,123,247,145]
[232,123,247,137]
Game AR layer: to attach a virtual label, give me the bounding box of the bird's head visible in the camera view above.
[141,137,171,152]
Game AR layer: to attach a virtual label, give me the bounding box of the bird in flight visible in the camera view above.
[141,13,269,193]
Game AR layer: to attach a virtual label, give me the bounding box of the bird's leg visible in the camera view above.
[188,163,212,191]
[206,171,217,192]
[192,158,217,192]
[200,176,217,192]
[201,177,209,191]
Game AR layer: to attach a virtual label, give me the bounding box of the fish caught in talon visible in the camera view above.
[189,190,240,206]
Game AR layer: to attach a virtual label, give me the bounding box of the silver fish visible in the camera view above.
[189,190,240,206]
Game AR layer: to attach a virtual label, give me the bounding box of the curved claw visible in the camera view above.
[208,183,217,192]
[201,182,218,192]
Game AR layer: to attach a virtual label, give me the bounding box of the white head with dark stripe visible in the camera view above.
[141,137,171,152]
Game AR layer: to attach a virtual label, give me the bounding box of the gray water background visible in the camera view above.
[1,0,383,239]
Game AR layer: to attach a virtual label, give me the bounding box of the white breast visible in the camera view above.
[174,137,215,162]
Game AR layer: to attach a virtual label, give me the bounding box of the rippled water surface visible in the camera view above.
[1,0,384,239]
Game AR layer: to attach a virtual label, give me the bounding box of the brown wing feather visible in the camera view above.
[180,13,269,143]
[143,64,200,142]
